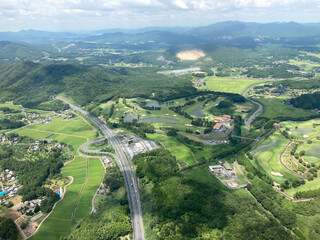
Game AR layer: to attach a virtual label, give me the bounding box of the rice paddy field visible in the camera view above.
[146,132,197,167]
[205,77,268,94]
[32,157,104,240]
[250,131,300,184]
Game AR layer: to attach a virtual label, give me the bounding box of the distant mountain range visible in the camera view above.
[1,21,320,46]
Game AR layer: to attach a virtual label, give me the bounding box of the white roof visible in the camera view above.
[209,165,223,171]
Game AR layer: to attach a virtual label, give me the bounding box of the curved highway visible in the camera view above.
[243,87,263,131]
[57,97,144,240]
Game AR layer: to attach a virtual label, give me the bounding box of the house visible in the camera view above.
[213,123,223,130]
[273,123,281,128]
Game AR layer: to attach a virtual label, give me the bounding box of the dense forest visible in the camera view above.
[0,61,196,108]
[290,92,320,109]
[133,148,291,239]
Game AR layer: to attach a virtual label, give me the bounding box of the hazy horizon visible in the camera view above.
[1,0,320,32]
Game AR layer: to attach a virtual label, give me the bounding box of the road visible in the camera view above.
[57,97,144,240]
[243,87,263,131]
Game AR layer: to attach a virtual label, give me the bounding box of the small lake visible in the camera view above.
[138,118,178,123]
[191,108,206,117]
[145,102,168,108]
[123,113,138,122]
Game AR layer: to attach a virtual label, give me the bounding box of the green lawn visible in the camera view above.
[33,157,104,240]
[13,128,52,139]
[236,164,247,185]
[146,133,196,166]
[28,117,96,138]
[205,77,268,94]
[257,98,316,119]
[284,176,320,197]
[183,162,227,189]
[250,131,300,184]
[281,119,320,139]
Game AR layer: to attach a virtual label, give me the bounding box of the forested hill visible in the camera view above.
[290,92,320,110]
[0,61,196,107]
[0,41,44,61]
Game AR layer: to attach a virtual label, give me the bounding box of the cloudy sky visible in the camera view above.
[1,0,320,32]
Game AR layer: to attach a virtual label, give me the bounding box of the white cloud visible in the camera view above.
[173,0,189,9]
[0,0,320,31]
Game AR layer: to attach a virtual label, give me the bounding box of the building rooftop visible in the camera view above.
[213,123,222,129]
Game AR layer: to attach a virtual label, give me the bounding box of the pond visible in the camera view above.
[123,113,138,122]
[145,101,169,108]
[191,108,206,117]
[138,118,178,123]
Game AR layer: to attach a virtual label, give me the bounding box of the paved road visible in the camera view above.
[57,97,144,240]
[243,87,263,131]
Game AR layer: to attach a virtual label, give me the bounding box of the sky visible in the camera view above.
[1,0,320,32]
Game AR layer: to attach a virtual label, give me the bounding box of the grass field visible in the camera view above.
[28,117,96,138]
[205,77,268,94]
[250,131,300,184]
[107,98,198,131]
[11,117,97,155]
[289,59,320,68]
[257,98,316,119]
[33,157,104,240]
[281,120,320,164]
[146,132,196,167]
[281,119,320,139]
[235,164,248,185]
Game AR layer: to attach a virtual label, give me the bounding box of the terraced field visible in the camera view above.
[146,132,196,167]
[33,157,104,240]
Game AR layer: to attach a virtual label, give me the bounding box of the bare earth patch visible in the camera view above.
[271,171,283,177]
[177,50,205,60]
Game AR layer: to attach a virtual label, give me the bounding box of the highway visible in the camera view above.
[57,97,144,240]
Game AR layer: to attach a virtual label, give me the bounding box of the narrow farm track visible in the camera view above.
[71,158,89,221]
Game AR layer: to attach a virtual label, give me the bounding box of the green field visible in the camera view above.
[28,117,96,138]
[250,131,300,184]
[281,119,320,139]
[205,77,268,94]
[11,116,97,155]
[289,59,320,68]
[257,98,316,119]
[146,132,196,167]
[33,157,104,240]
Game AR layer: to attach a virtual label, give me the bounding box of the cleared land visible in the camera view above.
[33,157,104,240]
[146,132,196,167]
[176,50,205,60]
[205,77,268,94]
